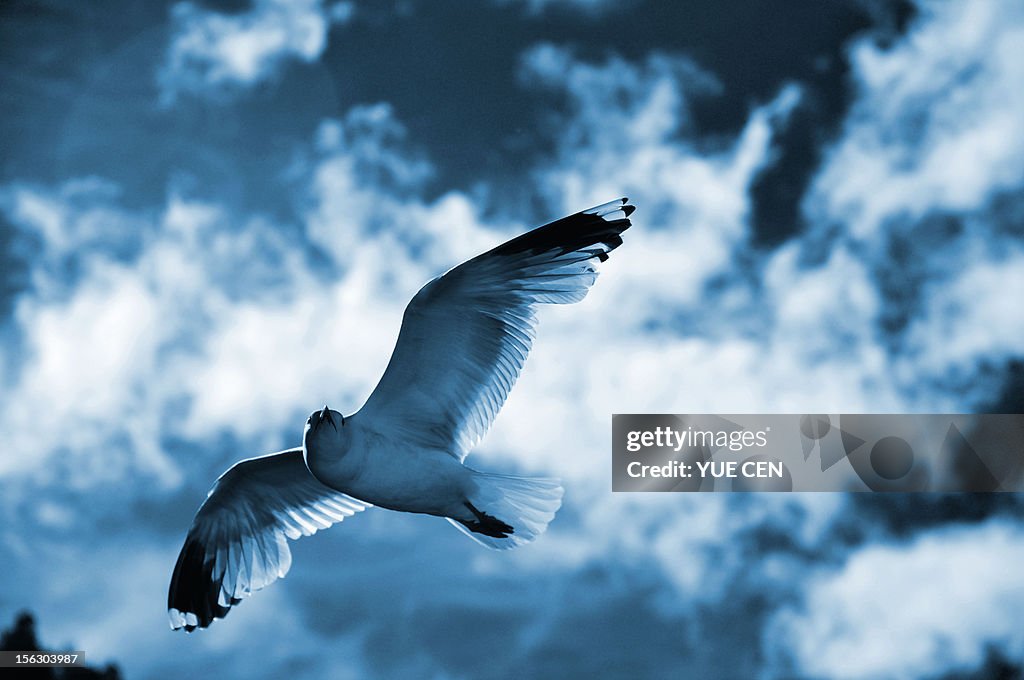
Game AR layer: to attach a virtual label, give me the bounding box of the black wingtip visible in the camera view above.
[168,537,234,632]
[487,198,635,262]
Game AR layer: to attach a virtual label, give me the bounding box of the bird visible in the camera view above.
[168,197,635,631]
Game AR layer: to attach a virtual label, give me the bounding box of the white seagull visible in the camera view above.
[168,198,635,631]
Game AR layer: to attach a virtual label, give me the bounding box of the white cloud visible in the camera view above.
[519,44,795,311]
[786,0,1024,408]
[491,10,1024,610]
[495,45,899,495]
[0,105,517,504]
[905,245,1024,382]
[767,520,1024,679]
[807,0,1024,239]
[159,0,354,103]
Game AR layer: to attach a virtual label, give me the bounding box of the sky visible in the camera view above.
[1,0,1023,678]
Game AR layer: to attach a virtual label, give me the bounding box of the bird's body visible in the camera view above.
[168,198,634,631]
[304,413,469,519]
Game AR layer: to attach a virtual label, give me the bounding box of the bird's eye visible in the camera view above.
[306,416,312,425]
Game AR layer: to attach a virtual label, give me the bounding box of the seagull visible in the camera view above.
[168,198,634,631]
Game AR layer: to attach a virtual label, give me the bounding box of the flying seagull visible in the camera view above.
[168,198,635,631]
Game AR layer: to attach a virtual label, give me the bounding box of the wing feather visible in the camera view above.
[357,198,634,459]
[167,449,369,631]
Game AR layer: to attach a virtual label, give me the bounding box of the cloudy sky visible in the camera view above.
[1,0,1023,677]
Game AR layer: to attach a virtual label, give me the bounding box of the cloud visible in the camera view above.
[807,1,1024,239]
[0,104,465,677]
[794,0,1024,409]
[519,43,795,308]
[766,520,1024,679]
[904,245,1024,389]
[502,43,901,491]
[0,106,425,498]
[159,0,354,103]
[491,6,1024,638]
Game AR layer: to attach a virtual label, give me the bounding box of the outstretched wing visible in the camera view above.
[357,198,634,460]
[168,449,369,631]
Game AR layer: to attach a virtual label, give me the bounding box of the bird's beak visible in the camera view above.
[321,404,336,431]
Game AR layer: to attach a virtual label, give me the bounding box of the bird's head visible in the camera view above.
[302,404,348,457]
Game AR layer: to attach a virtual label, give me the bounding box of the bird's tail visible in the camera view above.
[447,471,563,549]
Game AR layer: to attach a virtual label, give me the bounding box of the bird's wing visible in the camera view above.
[167,448,369,631]
[357,198,634,460]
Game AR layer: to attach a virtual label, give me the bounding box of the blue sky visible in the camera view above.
[1,1,1023,678]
